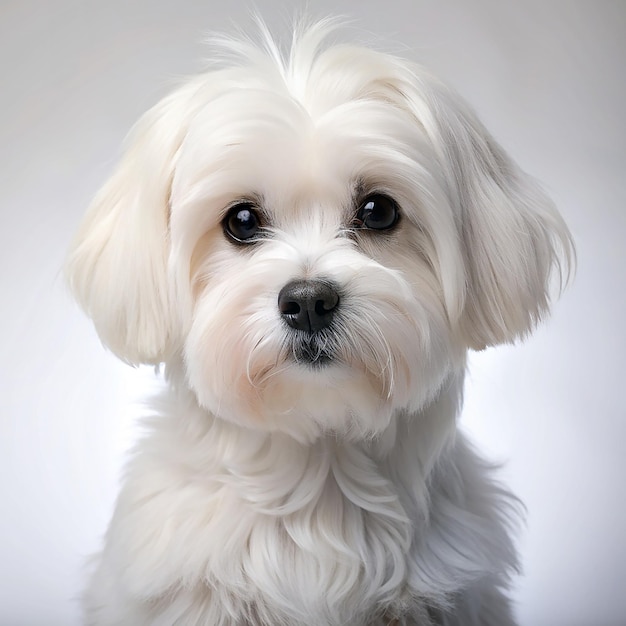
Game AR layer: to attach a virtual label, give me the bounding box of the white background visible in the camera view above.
[1,1,624,624]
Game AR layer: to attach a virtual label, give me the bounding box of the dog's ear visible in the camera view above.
[450,107,573,349]
[66,82,199,364]
[401,75,574,349]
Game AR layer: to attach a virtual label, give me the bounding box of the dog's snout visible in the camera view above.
[278,280,340,333]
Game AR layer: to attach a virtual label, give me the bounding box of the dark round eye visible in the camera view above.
[354,194,399,231]
[223,203,262,243]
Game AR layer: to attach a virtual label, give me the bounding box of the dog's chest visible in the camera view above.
[202,441,415,621]
[121,418,425,624]
[163,436,412,624]
[214,438,411,564]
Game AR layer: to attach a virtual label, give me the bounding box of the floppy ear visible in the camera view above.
[66,81,200,364]
[451,107,573,349]
[405,77,574,349]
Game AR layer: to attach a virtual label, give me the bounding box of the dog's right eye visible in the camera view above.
[223,204,262,244]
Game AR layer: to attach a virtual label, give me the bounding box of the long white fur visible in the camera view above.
[66,18,573,626]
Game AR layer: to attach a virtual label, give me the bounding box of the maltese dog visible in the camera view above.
[66,19,573,626]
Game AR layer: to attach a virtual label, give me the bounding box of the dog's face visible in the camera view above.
[175,79,462,440]
[67,26,572,441]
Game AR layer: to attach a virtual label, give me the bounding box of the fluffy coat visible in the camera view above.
[67,20,573,625]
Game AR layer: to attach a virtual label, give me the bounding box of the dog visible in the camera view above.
[66,19,573,626]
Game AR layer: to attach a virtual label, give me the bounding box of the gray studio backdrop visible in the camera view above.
[1,1,624,625]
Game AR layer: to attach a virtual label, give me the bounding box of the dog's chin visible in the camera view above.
[185,335,454,444]
[186,349,398,442]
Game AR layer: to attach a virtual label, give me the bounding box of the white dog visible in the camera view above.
[66,19,573,626]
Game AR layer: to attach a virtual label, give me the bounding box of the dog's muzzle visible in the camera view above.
[278,279,340,365]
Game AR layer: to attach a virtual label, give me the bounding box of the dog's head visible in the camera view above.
[66,22,572,441]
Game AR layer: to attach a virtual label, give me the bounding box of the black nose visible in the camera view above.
[278,280,340,333]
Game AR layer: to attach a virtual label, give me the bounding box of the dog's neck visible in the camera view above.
[161,367,463,503]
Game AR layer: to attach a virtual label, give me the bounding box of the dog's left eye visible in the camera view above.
[354,194,399,231]
[223,204,262,243]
